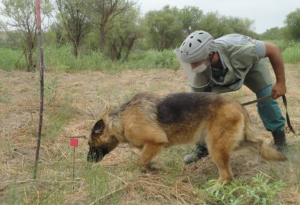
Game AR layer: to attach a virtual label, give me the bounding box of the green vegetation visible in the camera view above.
[1,2,300,72]
[0,46,180,72]
[84,166,124,205]
[281,42,300,63]
[2,1,299,72]
[43,78,76,140]
[0,80,12,104]
[264,40,300,64]
[0,0,53,71]
[43,98,75,139]
[0,48,27,71]
[197,174,286,205]
[2,148,289,205]
[1,43,299,72]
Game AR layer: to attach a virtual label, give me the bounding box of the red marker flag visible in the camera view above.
[70,138,79,147]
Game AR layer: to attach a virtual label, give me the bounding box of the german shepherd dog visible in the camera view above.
[87,92,287,182]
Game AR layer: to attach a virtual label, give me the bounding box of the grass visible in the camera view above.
[282,42,300,64]
[84,166,124,205]
[0,66,299,204]
[196,174,286,205]
[0,85,12,104]
[1,42,300,73]
[4,147,289,205]
[268,40,300,64]
[31,75,76,140]
[267,39,297,52]
[2,151,127,204]
[0,48,27,71]
[0,46,180,73]
[43,46,180,73]
[43,98,75,140]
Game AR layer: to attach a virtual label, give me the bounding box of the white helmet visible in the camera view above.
[178,30,216,63]
[174,30,217,90]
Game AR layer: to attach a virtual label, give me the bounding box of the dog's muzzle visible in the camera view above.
[87,146,109,163]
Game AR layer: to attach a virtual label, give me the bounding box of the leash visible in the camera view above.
[282,95,296,134]
[241,95,273,106]
[241,94,296,134]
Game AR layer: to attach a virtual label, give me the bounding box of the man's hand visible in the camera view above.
[264,42,286,99]
[272,82,286,99]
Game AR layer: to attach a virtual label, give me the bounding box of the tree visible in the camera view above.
[260,27,283,40]
[179,6,203,37]
[144,5,183,51]
[199,12,256,38]
[285,8,300,40]
[198,12,223,37]
[105,6,141,61]
[49,23,68,46]
[56,0,91,57]
[0,0,53,71]
[90,0,135,49]
[223,16,254,36]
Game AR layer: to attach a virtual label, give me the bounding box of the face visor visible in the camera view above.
[174,48,212,91]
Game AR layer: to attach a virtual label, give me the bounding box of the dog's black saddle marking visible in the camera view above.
[157,93,218,125]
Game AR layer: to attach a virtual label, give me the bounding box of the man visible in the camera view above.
[174,30,287,164]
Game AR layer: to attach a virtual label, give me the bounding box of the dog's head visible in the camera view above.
[87,115,119,163]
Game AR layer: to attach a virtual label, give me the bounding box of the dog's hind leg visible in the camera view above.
[139,143,164,170]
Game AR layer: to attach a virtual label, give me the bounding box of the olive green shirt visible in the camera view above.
[191,34,273,93]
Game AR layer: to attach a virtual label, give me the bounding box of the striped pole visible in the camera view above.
[33,0,45,179]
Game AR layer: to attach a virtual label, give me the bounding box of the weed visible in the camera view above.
[43,95,76,140]
[0,48,27,71]
[196,173,286,205]
[44,76,60,105]
[0,46,180,72]
[0,78,11,104]
[0,86,11,104]
[282,43,300,64]
[83,165,124,205]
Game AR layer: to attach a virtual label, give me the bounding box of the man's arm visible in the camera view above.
[264,42,286,99]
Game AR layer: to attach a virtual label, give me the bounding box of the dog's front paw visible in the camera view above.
[142,162,162,171]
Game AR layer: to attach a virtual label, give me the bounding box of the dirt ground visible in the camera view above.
[0,64,300,204]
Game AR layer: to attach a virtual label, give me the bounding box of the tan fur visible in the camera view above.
[88,92,287,182]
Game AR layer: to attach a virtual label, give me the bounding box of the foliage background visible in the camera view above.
[1,1,299,71]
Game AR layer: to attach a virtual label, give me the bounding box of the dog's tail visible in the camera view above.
[243,110,287,161]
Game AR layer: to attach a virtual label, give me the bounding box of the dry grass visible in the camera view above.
[0,64,300,204]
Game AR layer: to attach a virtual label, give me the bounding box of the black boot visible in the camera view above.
[272,130,288,152]
[183,144,209,164]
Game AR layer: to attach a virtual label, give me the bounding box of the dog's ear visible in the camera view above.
[92,119,105,135]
